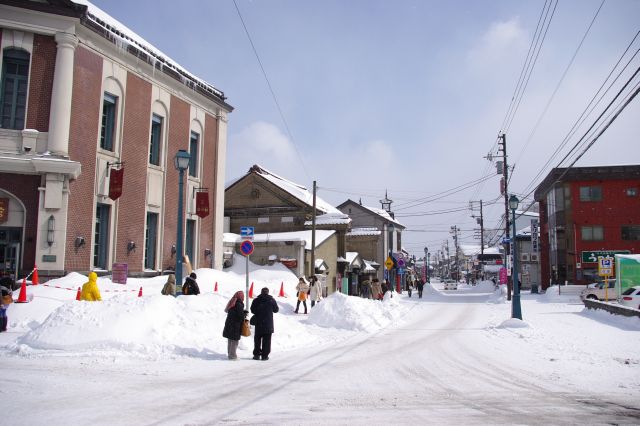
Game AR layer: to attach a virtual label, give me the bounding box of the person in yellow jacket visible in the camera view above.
[81,272,102,301]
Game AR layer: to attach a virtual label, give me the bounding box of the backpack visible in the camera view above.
[182,282,190,295]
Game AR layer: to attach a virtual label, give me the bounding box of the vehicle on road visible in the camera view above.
[443,279,457,291]
[580,281,616,301]
[620,286,640,310]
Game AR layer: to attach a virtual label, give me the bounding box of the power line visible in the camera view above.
[232,0,310,179]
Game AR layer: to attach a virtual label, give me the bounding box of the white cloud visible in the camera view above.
[467,18,528,70]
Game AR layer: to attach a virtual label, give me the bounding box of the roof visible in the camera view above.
[224,230,335,251]
[229,165,341,215]
[347,227,381,237]
[71,0,231,109]
[338,199,404,228]
[304,212,351,226]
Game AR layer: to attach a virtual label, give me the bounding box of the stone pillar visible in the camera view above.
[213,110,228,270]
[48,32,78,157]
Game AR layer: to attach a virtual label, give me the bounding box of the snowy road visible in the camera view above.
[4,294,640,425]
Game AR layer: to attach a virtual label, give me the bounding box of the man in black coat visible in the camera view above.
[250,287,279,360]
[417,278,425,298]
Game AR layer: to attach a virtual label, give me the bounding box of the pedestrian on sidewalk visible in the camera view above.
[80,272,102,301]
[294,277,310,314]
[223,290,248,360]
[417,278,425,298]
[250,287,279,360]
[182,272,200,295]
[0,277,13,332]
[308,276,322,308]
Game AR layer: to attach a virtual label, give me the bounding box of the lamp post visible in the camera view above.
[424,247,428,283]
[509,194,522,320]
[388,223,395,292]
[174,149,191,294]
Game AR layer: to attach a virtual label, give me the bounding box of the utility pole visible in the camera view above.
[498,133,512,301]
[311,180,317,278]
[471,200,485,280]
[451,225,460,281]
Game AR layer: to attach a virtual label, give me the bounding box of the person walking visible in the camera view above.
[0,277,13,332]
[250,287,279,360]
[80,272,102,301]
[182,272,200,295]
[417,278,425,298]
[294,277,310,314]
[406,278,413,298]
[308,276,322,308]
[360,279,371,299]
[222,290,248,360]
[371,278,383,300]
[161,274,176,296]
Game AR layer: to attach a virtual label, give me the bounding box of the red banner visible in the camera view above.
[195,190,210,218]
[109,168,124,200]
[0,198,8,223]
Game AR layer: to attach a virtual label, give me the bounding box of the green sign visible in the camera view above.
[581,250,630,263]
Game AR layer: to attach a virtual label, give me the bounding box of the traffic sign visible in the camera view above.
[240,240,254,256]
[240,226,255,240]
[598,256,614,276]
[582,250,629,263]
[385,256,394,270]
[397,258,406,268]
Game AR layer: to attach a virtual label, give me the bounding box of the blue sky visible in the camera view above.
[90,0,640,257]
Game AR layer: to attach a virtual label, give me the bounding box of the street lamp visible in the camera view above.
[174,149,191,295]
[424,247,429,283]
[509,194,522,320]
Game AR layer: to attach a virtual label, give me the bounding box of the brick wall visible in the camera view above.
[0,173,40,276]
[114,72,151,270]
[162,95,190,270]
[199,113,218,266]
[26,34,56,132]
[66,46,102,272]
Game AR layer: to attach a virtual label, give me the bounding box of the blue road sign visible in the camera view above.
[240,240,254,256]
[240,226,254,239]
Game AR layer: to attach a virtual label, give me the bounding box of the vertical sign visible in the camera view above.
[0,198,8,223]
[531,219,539,254]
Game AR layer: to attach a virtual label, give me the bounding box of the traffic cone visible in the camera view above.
[76,287,82,301]
[138,287,143,297]
[32,264,39,285]
[214,282,218,292]
[249,282,254,298]
[278,282,285,297]
[16,278,28,303]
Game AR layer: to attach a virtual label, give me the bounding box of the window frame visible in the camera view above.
[144,212,159,270]
[94,203,111,269]
[149,114,163,166]
[581,225,604,241]
[189,131,199,178]
[100,92,117,151]
[579,186,602,202]
[0,48,30,130]
[621,225,640,241]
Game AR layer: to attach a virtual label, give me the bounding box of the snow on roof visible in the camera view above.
[247,165,340,214]
[73,0,226,103]
[358,204,404,228]
[362,260,377,273]
[304,212,351,226]
[460,245,503,256]
[224,230,335,251]
[347,227,381,237]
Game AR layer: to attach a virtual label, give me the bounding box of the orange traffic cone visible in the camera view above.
[32,264,39,285]
[138,287,143,297]
[214,282,218,292]
[16,278,28,303]
[249,282,254,298]
[76,287,82,301]
[278,282,285,297]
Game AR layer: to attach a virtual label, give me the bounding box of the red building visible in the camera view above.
[534,165,640,288]
[0,1,232,281]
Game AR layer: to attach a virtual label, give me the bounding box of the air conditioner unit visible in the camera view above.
[520,253,530,262]
[530,253,539,262]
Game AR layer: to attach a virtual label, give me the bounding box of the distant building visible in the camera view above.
[0,1,232,280]
[534,165,640,287]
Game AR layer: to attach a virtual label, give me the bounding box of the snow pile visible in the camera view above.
[307,292,403,332]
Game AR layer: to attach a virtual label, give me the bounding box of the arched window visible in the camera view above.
[0,49,30,130]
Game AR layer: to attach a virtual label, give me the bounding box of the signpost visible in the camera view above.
[240,227,254,302]
[598,256,614,301]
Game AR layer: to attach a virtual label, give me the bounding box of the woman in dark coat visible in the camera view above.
[222,291,247,360]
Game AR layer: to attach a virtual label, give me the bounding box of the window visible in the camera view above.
[185,219,195,263]
[581,225,603,241]
[189,131,199,177]
[149,115,163,166]
[0,49,30,130]
[257,217,269,223]
[281,217,294,223]
[622,225,640,241]
[626,188,637,197]
[579,186,602,202]
[100,93,117,151]
[94,204,111,269]
[145,212,158,269]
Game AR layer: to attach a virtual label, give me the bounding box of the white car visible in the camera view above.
[443,280,457,291]
[620,286,640,310]
[580,281,616,301]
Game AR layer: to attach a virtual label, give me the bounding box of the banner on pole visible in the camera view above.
[108,167,124,200]
[195,190,210,218]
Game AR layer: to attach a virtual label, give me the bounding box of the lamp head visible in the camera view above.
[509,194,519,210]
[174,149,191,171]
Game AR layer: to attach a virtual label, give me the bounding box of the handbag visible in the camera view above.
[241,319,251,337]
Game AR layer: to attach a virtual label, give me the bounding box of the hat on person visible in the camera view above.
[189,272,197,279]
[261,287,269,295]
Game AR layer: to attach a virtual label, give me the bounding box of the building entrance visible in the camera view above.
[0,228,22,280]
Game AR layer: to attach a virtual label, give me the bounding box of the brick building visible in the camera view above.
[534,165,640,287]
[0,1,232,281]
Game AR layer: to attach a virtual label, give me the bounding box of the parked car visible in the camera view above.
[620,286,640,310]
[580,281,617,301]
[443,279,457,291]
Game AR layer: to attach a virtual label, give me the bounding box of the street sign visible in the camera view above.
[397,258,406,268]
[598,256,614,276]
[502,237,511,244]
[385,256,394,270]
[240,226,254,239]
[240,240,254,256]
[582,250,629,263]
